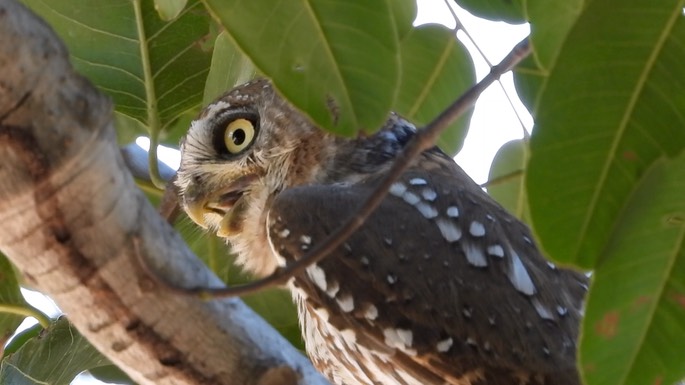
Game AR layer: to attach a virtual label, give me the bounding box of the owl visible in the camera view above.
[174,79,587,385]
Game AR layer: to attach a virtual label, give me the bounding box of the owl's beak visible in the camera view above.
[182,173,259,236]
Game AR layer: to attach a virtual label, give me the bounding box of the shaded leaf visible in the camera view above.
[205,0,400,136]
[456,0,526,24]
[487,139,531,225]
[526,0,584,73]
[394,24,475,156]
[0,254,27,355]
[89,365,135,384]
[527,0,685,267]
[581,155,685,385]
[0,318,108,385]
[21,0,213,131]
[202,31,257,105]
[154,0,187,21]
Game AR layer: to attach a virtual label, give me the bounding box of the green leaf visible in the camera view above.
[154,0,187,20]
[389,0,417,39]
[526,0,584,73]
[21,0,213,131]
[527,0,685,267]
[394,24,475,156]
[0,254,27,354]
[487,139,531,225]
[0,318,109,385]
[89,365,135,384]
[456,0,526,24]
[580,155,685,385]
[202,32,257,105]
[205,0,400,136]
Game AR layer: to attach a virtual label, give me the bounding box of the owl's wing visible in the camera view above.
[267,151,586,385]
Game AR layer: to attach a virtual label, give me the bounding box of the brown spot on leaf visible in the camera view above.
[669,292,685,309]
[630,295,652,312]
[594,310,620,339]
[652,376,663,385]
[622,150,637,161]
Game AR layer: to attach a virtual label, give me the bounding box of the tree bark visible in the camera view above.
[0,1,328,384]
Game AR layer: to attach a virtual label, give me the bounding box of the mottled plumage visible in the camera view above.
[175,79,587,385]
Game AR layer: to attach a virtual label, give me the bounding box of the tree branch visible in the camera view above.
[0,1,328,384]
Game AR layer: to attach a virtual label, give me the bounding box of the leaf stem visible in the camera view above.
[0,303,51,328]
[133,0,166,189]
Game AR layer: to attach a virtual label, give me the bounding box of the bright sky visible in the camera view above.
[13,2,532,384]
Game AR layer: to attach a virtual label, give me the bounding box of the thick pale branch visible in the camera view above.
[0,1,327,384]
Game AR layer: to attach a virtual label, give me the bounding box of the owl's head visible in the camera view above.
[174,80,336,259]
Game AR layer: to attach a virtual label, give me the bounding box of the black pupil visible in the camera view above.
[232,129,246,145]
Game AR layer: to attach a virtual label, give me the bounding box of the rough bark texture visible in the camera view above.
[0,1,328,384]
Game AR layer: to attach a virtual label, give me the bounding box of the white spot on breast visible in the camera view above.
[387,274,397,284]
[436,219,462,242]
[415,202,438,219]
[402,191,421,205]
[307,264,327,292]
[389,182,407,197]
[409,178,427,186]
[446,206,459,218]
[469,221,486,237]
[421,188,437,201]
[436,337,453,352]
[364,304,379,320]
[532,298,555,320]
[312,306,330,322]
[277,228,290,238]
[326,280,340,298]
[463,242,488,267]
[340,328,357,344]
[384,328,413,349]
[336,294,355,312]
[507,250,536,295]
[487,244,505,258]
[557,305,568,316]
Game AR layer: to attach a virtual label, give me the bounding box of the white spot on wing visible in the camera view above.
[277,228,290,238]
[446,206,459,218]
[365,304,378,320]
[402,191,421,205]
[389,182,407,197]
[436,337,453,352]
[384,328,413,349]
[436,219,462,242]
[409,178,427,186]
[336,294,355,312]
[421,188,437,201]
[469,221,486,237]
[507,249,536,295]
[307,264,327,292]
[326,280,340,298]
[532,298,555,320]
[487,245,505,258]
[300,235,312,245]
[463,242,488,267]
[415,202,438,219]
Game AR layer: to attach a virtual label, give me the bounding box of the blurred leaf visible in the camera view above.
[21,0,213,131]
[389,0,417,39]
[512,55,544,114]
[205,0,401,136]
[394,24,475,156]
[580,155,685,385]
[0,318,108,385]
[0,255,27,355]
[526,0,584,73]
[202,32,257,105]
[527,0,685,268]
[487,139,531,225]
[154,0,187,20]
[456,0,525,24]
[89,365,135,384]
[2,324,42,358]
[115,112,147,145]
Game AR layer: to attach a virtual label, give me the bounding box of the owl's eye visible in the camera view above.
[224,118,255,154]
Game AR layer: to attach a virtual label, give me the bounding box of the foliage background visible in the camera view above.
[1,0,684,385]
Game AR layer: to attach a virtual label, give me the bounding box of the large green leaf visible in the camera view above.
[394,24,475,156]
[0,318,109,385]
[526,0,584,74]
[204,0,402,136]
[0,255,25,355]
[202,31,257,105]
[21,0,213,132]
[581,155,685,385]
[487,139,531,225]
[527,0,685,268]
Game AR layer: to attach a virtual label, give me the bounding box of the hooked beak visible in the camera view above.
[183,173,259,236]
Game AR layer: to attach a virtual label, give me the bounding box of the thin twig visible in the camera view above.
[144,37,532,298]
